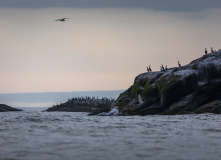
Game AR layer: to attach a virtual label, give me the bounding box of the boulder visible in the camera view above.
[162,88,216,115]
[156,70,198,106]
[139,104,167,115]
[193,100,221,114]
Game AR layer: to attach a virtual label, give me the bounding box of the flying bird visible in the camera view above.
[55,18,69,22]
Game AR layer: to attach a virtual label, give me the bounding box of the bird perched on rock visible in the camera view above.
[160,64,165,71]
[55,18,69,22]
[178,61,182,69]
[148,65,152,72]
[211,47,214,53]
[147,65,152,72]
[205,48,207,55]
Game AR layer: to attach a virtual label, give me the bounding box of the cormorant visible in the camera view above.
[178,61,181,69]
[205,48,207,55]
[165,65,168,70]
[55,18,69,22]
[147,66,150,72]
[149,65,152,72]
[211,47,214,53]
[160,64,165,71]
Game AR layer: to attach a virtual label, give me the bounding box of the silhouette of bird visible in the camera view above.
[165,65,168,70]
[55,18,69,22]
[178,61,182,68]
[160,64,165,71]
[211,47,214,53]
[205,48,207,55]
[149,65,152,72]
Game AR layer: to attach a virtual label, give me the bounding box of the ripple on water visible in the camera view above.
[203,128,221,132]
[26,117,43,122]
[1,112,221,160]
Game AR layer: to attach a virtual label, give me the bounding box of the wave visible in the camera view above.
[97,107,119,116]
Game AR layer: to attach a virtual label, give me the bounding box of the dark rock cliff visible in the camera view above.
[90,50,221,115]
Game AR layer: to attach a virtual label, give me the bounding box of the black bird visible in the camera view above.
[205,48,207,55]
[147,66,150,72]
[211,47,214,53]
[160,64,165,71]
[165,65,168,70]
[178,61,181,69]
[149,65,152,72]
[55,18,69,22]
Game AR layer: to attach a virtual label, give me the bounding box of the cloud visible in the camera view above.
[1,0,221,12]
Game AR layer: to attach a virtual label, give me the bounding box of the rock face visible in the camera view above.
[0,104,23,112]
[45,97,115,112]
[90,50,221,115]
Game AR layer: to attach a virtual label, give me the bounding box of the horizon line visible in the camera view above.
[0,89,125,95]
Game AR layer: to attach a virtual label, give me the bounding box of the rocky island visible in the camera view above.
[45,96,115,112]
[0,104,23,112]
[90,50,221,116]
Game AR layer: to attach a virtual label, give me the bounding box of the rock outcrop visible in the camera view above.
[90,49,221,115]
[45,96,115,112]
[0,104,23,112]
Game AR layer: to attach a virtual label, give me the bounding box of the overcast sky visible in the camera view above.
[1,0,221,11]
[0,0,221,93]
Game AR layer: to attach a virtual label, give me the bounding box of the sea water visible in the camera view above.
[1,109,221,160]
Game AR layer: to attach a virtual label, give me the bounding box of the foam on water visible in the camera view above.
[97,107,119,116]
[1,111,221,160]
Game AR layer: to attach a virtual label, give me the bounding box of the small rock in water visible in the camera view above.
[0,104,23,112]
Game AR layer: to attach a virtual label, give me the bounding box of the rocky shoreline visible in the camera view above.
[90,50,221,115]
[0,104,23,112]
[2,50,221,115]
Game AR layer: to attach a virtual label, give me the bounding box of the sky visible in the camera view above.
[0,0,221,93]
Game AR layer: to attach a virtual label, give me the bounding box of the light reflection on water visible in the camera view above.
[5,102,55,108]
[0,111,221,160]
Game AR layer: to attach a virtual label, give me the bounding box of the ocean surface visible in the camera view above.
[1,108,221,160]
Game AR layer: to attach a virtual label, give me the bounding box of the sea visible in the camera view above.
[1,108,221,160]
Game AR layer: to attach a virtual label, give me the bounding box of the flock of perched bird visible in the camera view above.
[204,47,219,55]
[69,96,115,102]
[66,96,115,105]
[147,61,181,72]
[53,96,115,107]
[147,47,218,72]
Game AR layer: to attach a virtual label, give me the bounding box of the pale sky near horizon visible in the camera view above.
[0,0,221,93]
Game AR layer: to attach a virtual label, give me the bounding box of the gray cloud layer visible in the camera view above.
[1,0,221,12]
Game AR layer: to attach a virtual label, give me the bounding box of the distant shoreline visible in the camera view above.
[0,90,124,108]
[0,90,125,95]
